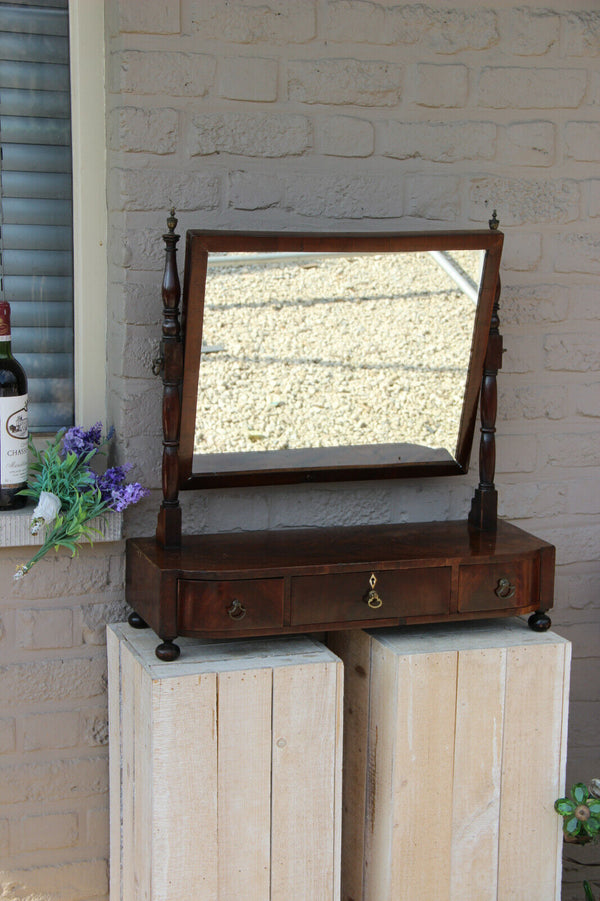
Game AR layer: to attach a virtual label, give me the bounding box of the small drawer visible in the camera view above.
[458,560,533,613]
[178,578,284,633]
[291,567,451,626]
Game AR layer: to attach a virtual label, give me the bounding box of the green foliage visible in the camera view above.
[20,431,97,509]
[555,783,600,840]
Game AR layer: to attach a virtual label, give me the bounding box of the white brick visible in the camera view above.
[108,107,179,154]
[382,121,495,163]
[502,333,542,373]
[589,180,600,218]
[564,10,600,57]
[191,0,316,43]
[503,8,559,56]
[426,7,498,53]
[81,711,109,748]
[556,572,599,610]
[284,173,401,219]
[0,859,108,901]
[0,657,106,706]
[545,525,600,567]
[499,481,566,519]
[217,56,278,102]
[228,169,284,210]
[405,175,460,220]
[317,115,374,157]
[500,232,542,271]
[288,58,402,106]
[8,550,117,601]
[188,112,311,157]
[414,64,468,108]
[569,480,600,516]
[86,807,109,856]
[0,757,108,805]
[565,122,600,162]
[502,121,555,167]
[478,67,587,109]
[544,433,599,468]
[112,50,215,97]
[110,168,220,213]
[553,233,600,275]
[575,383,600,418]
[501,285,568,327]
[500,384,568,422]
[114,0,180,34]
[495,434,537,473]
[11,812,78,854]
[545,334,600,372]
[0,719,16,754]
[568,285,600,320]
[21,712,79,752]
[323,3,497,51]
[468,176,580,225]
[321,0,387,44]
[16,608,73,650]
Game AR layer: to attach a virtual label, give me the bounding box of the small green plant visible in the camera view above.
[14,423,147,579]
[556,780,600,901]
[555,783,600,841]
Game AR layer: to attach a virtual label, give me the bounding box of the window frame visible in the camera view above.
[68,0,107,428]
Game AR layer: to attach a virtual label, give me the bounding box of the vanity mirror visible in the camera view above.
[126,215,555,661]
[178,229,503,489]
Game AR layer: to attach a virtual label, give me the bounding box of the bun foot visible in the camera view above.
[128,611,149,629]
[528,611,552,632]
[155,640,180,661]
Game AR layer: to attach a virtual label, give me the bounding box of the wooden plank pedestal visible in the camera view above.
[108,624,343,901]
[328,619,571,901]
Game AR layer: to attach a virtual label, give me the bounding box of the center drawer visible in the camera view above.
[178,578,284,633]
[290,567,451,626]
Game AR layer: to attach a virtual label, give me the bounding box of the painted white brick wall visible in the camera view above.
[1,2,598,898]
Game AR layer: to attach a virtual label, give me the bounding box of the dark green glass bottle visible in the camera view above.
[0,301,28,509]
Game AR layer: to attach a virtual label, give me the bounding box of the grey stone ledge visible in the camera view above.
[0,502,123,549]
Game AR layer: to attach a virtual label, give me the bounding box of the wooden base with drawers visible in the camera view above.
[126,519,555,660]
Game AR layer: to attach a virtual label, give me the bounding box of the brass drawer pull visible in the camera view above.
[227,598,247,620]
[365,573,383,609]
[495,577,516,600]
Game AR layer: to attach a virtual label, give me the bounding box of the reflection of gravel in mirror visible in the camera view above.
[195,252,479,456]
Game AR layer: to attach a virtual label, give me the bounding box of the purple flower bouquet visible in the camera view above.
[15,423,148,579]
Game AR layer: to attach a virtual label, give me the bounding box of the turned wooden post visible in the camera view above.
[156,210,183,548]
[469,212,502,532]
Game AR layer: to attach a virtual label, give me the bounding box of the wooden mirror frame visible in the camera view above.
[156,214,504,548]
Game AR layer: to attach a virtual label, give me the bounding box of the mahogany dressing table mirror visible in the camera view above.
[126,212,554,660]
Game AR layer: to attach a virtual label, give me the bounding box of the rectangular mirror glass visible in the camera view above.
[178,231,503,489]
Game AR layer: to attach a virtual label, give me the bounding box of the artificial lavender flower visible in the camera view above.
[62,422,104,458]
[108,481,148,512]
[95,464,133,503]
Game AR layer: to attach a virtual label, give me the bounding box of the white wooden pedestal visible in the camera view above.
[107,625,343,901]
[328,618,571,901]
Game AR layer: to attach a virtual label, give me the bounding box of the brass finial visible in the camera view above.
[166,207,177,233]
[489,209,499,230]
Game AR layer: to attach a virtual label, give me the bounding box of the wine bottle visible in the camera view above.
[0,301,28,509]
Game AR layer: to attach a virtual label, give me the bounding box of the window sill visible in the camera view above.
[0,501,123,549]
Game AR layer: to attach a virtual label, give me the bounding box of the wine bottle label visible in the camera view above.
[0,395,28,485]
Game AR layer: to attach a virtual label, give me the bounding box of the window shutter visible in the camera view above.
[0,0,74,431]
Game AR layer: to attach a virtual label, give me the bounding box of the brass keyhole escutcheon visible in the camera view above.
[227,598,247,620]
[495,577,516,600]
[365,573,383,609]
